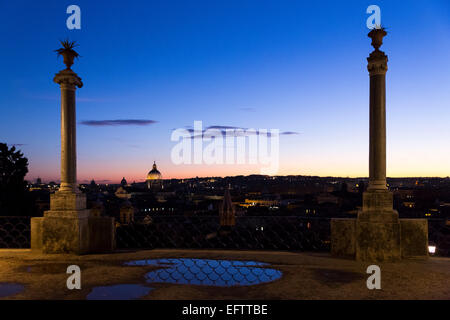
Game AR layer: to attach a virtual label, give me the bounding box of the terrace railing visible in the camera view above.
[0,215,448,256]
[0,216,31,248]
[116,216,331,251]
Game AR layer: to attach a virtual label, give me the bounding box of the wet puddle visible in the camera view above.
[125,258,282,287]
[0,283,24,298]
[87,284,153,300]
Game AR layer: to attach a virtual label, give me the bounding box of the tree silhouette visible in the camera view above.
[0,143,29,215]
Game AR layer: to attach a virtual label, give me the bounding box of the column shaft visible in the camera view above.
[368,73,387,190]
[366,50,388,191]
[60,84,77,192]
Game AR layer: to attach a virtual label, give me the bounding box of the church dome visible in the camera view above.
[146,161,162,181]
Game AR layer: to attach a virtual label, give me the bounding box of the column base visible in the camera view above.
[31,191,115,254]
[331,191,428,262]
[31,214,115,254]
[362,190,395,216]
[49,189,87,211]
[367,180,388,191]
[356,217,401,261]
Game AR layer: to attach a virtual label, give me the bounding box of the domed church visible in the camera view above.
[146,161,162,190]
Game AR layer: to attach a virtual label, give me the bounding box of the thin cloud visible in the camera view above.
[206,125,244,130]
[175,125,299,139]
[80,119,158,126]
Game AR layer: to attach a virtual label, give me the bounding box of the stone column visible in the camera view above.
[47,68,88,215]
[360,28,396,217]
[356,28,401,261]
[55,70,82,192]
[330,29,429,262]
[31,42,115,254]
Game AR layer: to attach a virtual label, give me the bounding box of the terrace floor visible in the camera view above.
[0,249,449,300]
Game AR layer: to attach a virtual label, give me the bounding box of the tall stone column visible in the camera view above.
[55,70,82,193]
[31,41,115,254]
[367,40,388,191]
[47,68,88,215]
[360,29,397,218]
[330,28,429,262]
[356,28,401,261]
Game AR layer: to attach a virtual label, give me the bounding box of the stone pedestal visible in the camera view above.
[332,216,428,261]
[400,219,429,257]
[31,191,115,254]
[330,219,356,258]
[332,188,427,262]
[356,191,400,261]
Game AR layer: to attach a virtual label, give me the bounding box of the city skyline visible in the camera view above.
[1,1,450,183]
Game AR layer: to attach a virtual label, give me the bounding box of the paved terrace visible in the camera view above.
[0,249,449,300]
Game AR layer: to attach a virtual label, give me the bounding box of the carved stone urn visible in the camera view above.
[368,28,387,50]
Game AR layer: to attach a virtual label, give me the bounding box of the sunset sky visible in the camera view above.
[1,0,449,183]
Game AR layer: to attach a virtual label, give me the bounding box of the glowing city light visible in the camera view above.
[428,245,436,255]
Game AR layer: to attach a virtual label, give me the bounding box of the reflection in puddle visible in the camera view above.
[125,258,282,287]
[87,284,153,300]
[0,283,24,298]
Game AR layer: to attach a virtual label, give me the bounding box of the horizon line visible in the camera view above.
[29,173,450,185]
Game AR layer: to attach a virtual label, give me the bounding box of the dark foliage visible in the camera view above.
[0,143,31,216]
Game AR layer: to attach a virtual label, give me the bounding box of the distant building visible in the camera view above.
[121,177,127,186]
[146,161,162,190]
[115,186,131,199]
[240,199,279,208]
[90,198,104,217]
[119,200,134,224]
[220,188,235,227]
[316,193,340,205]
[403,201,415,209]
[142,215,153,225]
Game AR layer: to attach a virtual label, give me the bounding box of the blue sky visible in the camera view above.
[0,0,449,183]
